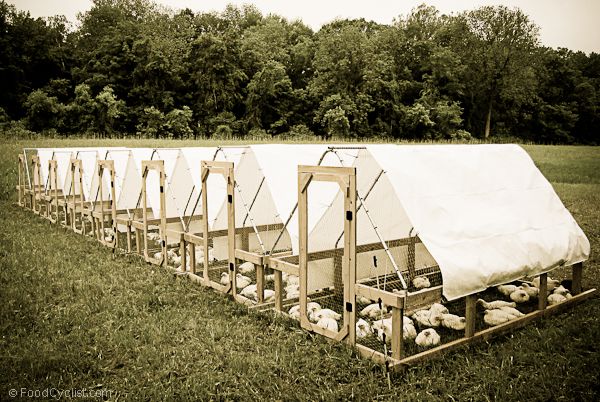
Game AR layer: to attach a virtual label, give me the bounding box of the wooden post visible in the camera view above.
[298,171,310,329]
[17,155,24,207]
[31,155,40,214]
[274,270,283,312]
[256,263,265,304]
[126,221,132,253]
[391,307,403,360]
[572,262,583,295]
[227,166,237,296]
[201,163,210,285]
[201,161,236,293]
[142,166,149,261]
[188,241,196,275]
[179,234,186,273]
[344,169,357,346]
[538,273,548,310]
[465,294,477,338]
[159,170,167,268]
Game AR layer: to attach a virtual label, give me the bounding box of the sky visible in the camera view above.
[9,0,600,54]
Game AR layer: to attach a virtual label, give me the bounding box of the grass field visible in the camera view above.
[1,140,599,401]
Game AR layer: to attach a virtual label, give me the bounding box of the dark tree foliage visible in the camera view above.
[1,0,598,143]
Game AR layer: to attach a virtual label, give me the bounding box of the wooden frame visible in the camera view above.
[298,165,357,344]
[31,155,44,215]
[94,160,118,248]
[45,159,61,223]
[16,154,29,208]
[139,160,167,267]
[193,160,236,295]
[69,158,93,235]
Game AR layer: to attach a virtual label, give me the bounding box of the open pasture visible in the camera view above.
[1,139,599,400]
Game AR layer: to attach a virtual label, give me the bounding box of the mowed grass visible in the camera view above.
[1,139,599,401]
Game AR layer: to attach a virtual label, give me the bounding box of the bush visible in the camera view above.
[212,124,233,139]
[247,127,271,140]
[0,120,37,139]
[281,124,315,141]
[165,106,194,139]
[448,129,473,141]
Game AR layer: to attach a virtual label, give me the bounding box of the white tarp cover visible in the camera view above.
[119,148,154,211]
[367,144,590,300]
[241,144,356,252]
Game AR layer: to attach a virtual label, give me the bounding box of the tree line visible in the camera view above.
[1,0,598,143]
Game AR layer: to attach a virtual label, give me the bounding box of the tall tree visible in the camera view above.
[452,6,540,137]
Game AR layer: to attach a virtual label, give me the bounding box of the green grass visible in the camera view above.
[1,140,599,401]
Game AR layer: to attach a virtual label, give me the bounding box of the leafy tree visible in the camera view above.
[453,6,540,137]
[95,85,124,137]
[24,89,64,132]
[165,106,194,139]
[246,60,293,133]
[0,1,70,118]
[66,84,96,134]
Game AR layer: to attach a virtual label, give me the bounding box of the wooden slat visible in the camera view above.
[281,237,422,264]
[538,273,548,310]
[465,294,477,338]
[572,262,583,295]
[391,288,598,370]
[391,307,403,360]
[267,257,300,276]
[355,284,404,309]
[404,286,443,314]
[235,249,264,265]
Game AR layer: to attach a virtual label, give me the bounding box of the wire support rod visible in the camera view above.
[329,148,408,290]
[216,147,266,253]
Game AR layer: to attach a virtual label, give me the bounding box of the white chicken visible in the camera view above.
[285,274,300,286]
[240,284,257,300]
[403,317,418,340]
[314,309,341,321]
[553,285,572,298]
[415,328,441,347]
[357,296,372,305]
[412,276,431,289]
[263,289,276,302]
[355,318,371,338]
[497,284,518,297]
[360,303,387,319]
[238,261,255,274]
[412,309,442,328]
[220,272,230,286]
[429,303,449,316]
[499,306,524,317]
[520,283,539,298]
[509,289,530,303]
[316,317,339,332]
[307,302,322,322]
[440,314,466,331]
[285,284,299,299]
[372,318,392,343]
[477,299,517,310]
[288,305,300,320]
[236,274,252,290]
[547,293,568,305]
[483,309,516,326]
[532,276,561,292]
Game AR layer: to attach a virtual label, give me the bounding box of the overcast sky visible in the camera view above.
[9,0,600,54]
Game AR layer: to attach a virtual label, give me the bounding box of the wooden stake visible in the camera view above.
[465,294,477,338]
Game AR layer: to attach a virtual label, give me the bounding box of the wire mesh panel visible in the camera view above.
[140,161,167,266]
[297,165,356,343]
[201,161,235,294]
[348,148,444,359]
